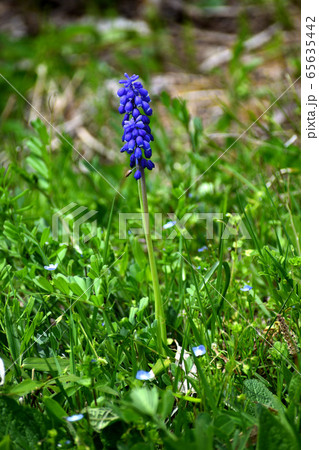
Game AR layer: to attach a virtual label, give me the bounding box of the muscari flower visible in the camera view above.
[192,345,206,357]
[66,414,84,422]
[136,369,155,381]
[44,263,58,271]
[240,285,252,292]
[117,73,154,180]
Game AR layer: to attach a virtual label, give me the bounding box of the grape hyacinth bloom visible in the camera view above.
[44,263,58,271]
[240,285,253,292]
[117,74,167,355]
[117,73,155,180]
[136,369,155,381]
[192,345,206,357]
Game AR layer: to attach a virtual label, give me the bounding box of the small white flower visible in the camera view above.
[0,358,5,385]
[66,413,84,422]
[44,263,58,271]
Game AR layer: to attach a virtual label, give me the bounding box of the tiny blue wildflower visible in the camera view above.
[192,345,206,357]
[240,285,252,292]
[118,73,155,179]
[66,414,84,422]
[163,220,176,230]
[197,266,201,270]
[136,369,155,381]
[44,263,58,271]
[198,246,208,252]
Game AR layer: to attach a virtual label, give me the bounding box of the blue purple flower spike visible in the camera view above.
[240,285,252,292]
[136,369,155,381]
[117,73,155,180]
[192,345,206,357]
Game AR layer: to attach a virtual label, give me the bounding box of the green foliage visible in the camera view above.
[257,406,299,450]
[244,379,284,414]
[0,396,50,449]
[0,3,300,447]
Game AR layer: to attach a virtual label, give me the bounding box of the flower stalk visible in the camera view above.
[117,73,167,354]
[138,169,167,354]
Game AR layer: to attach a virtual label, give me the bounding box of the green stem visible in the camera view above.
[138,169,167,354]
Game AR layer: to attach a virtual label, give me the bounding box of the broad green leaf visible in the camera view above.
[69,276,90,299]
[130,387,158,417]
[158,389,175,419]
[244,379,284,413]
[40,228,50,247]
[257,406,299,450]
[31,118,49,146]
[214,414,235,437]
[86,407,119,432]
[26,155,49,179]
[0,396,49,450]
[0,435,11,449]
[53,274,70,295]
[288,374,301,403]
[94,383,119,396]
[9,379,44,396]
[193,413,214,450]
[33,276,53,293]
[3,221,20,243]
[151,358,171,376]
[43,397,67,422]
[22,357,70,372]
[26,136,42,156]
[129,263,145,283]
[129,306,138,324]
